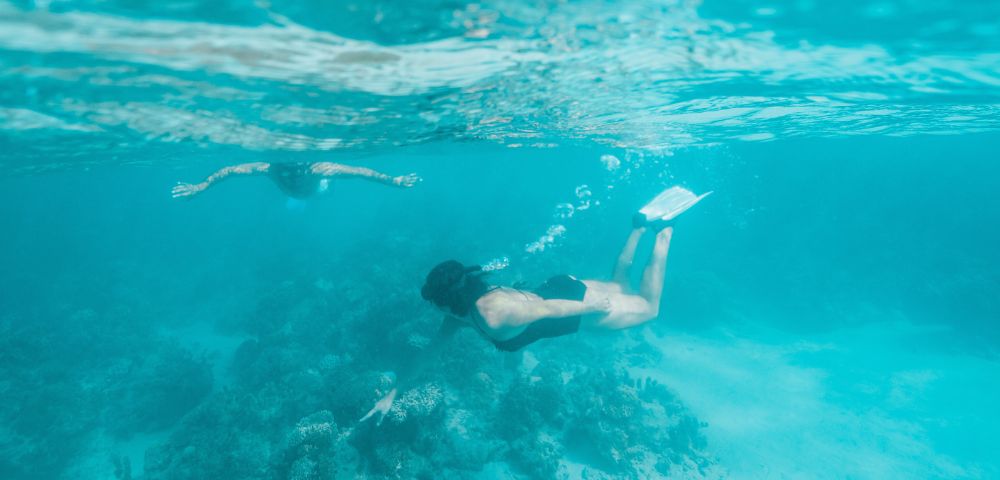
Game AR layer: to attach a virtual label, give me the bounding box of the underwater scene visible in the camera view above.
[1,0,999,478]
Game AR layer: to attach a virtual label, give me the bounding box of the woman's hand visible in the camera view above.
[393,173,421,188]
[359,388,397,426]
[586,296,612,315]
[171,182,208,199]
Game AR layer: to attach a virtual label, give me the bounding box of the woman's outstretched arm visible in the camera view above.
[504,298,609,327]
[359,317,461,426]
[311,162,420,187]
[172,162,271,198]
[479,295,611,330]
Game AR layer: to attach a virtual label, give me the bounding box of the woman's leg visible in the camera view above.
[586,227,673,330]
[638,227,673,318]
[612,227,646,287]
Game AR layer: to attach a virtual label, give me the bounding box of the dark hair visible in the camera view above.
[421,260,489,317]
[269,161,311,178]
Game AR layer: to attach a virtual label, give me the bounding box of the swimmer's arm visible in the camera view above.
[495,299,607,328]
[311,162,420,188]
[437,316,468,338]
[401,319,459,382]
[172,162,270,198]
[360,317,456,426]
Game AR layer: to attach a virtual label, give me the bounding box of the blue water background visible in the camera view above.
[1,0,999,478]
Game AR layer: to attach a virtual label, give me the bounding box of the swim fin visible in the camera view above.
[637,186,711,224]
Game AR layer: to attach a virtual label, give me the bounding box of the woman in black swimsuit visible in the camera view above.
[421,217,676,351]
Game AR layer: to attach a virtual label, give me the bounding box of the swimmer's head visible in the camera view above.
[421,260,488,317]
[270,161,307,178]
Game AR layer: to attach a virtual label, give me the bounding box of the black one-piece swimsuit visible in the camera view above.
[475,275,587,352]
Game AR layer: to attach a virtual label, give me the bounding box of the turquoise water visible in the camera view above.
[1,0,999,478]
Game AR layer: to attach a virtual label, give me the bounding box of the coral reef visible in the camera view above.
[275,410,344,480]
[0,301,213,480]
[385,383,443,424]
[1,232,714,480]
[103,342,214,435]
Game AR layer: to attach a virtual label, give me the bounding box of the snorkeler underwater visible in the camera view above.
[172,162,421,200]
[2,0,1000,479]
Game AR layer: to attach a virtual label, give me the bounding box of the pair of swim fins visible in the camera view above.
[636,186,712,227]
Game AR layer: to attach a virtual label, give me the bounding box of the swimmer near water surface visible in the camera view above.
[171,161,421,199]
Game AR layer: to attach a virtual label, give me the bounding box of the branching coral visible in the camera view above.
[276,411,342,480]
[386,383,443,424]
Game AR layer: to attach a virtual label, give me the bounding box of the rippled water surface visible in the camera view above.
[3,0,1000,167]
[1,1,998,479]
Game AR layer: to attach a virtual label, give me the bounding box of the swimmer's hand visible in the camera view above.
[393,173,421,188]
[586,296,612,315]
[172,182,208,199]
[359,388,397,426]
